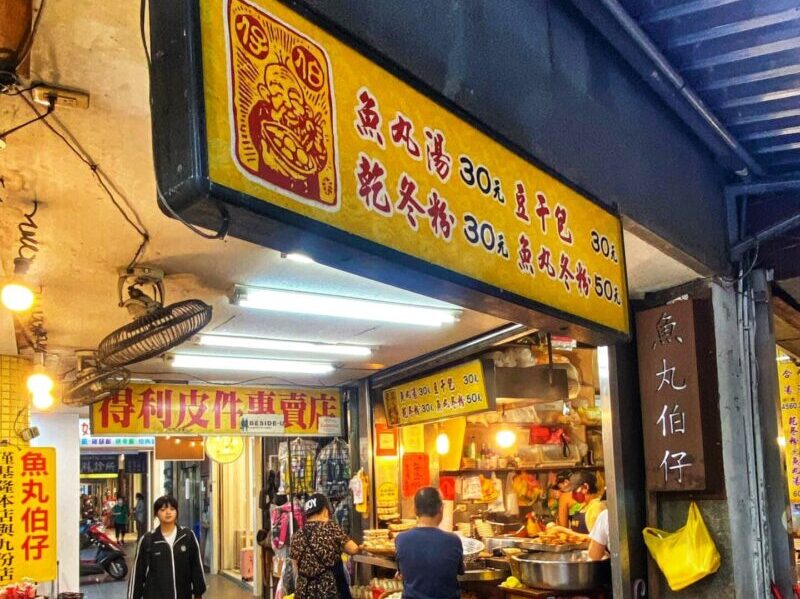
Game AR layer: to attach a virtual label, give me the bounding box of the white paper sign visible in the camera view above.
[241,414,285,435]
[317,416,342,436]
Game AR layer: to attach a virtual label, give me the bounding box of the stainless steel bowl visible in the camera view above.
[512,551,610,591]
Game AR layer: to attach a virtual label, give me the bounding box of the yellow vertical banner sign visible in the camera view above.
[0,447,57,585]
[778,352,800,502]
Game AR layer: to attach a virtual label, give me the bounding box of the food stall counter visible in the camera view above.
[500,586,609,599]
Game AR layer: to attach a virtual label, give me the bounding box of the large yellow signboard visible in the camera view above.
[383,359,492,427]
[0,447,57,585]
[198,0,629,335]
[91,384,341,436]
[778,352,800,502]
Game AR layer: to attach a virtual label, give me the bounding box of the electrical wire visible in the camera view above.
[139,0,229,241]
[18,94,150,270]
[0,97,54,140]
[2,82,42,97]
[14,0,47,70]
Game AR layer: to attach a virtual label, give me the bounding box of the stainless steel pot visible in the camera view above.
[512,551,610,591]
[483,536,521,553]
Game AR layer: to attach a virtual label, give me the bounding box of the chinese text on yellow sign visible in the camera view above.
[91,384,341,436]
[0,447,57,585]
[383,359,491,427]
[200,0,629,335]
[779,351,800,502]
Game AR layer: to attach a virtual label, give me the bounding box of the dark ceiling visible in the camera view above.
[617,0,800,178]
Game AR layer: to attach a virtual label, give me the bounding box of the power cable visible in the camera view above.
[139,0,229,240]
[18,94,150,270]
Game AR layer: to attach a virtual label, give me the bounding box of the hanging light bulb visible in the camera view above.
[27,361,55,410]
[436,432,450,455]
[496,428,516,449]
[27,372,53,396]
[31,391,54,410]
[1,282,35,312]
[495,404,516,449]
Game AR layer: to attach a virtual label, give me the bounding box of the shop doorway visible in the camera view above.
[218,438,257,586]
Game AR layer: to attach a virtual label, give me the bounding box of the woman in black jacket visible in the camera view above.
[128,495,206,599]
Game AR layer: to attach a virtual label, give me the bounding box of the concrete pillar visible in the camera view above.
[31,412,80,593]
[751,270,795,594]
[712,279,765,597]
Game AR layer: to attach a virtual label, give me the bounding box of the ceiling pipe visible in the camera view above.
[727,177,800,260]
[570,0,765,178]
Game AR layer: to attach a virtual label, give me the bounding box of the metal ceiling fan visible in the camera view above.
[62,350,131,406]
[97,266,212,368]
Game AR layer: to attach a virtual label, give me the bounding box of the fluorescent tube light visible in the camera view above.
[285,253,315,264]
[198,334,372,357]
[232,286,458,327]
[172,354,335,374]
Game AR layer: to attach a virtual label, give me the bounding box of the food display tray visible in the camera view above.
[518,540,588,553]
[361,546,397,557]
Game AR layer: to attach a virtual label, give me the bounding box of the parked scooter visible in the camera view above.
[80,521,127,580]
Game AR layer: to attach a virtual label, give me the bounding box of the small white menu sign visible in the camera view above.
[317,416,342,436]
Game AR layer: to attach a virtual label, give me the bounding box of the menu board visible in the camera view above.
[383,359,494,427]
[778,351,800,502]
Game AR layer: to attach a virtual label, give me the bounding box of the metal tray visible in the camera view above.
[518,540,589,553]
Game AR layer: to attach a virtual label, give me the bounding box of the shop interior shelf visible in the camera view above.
[440,464,604,476]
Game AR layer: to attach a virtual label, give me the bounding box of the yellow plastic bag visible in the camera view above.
[642,501,721,591]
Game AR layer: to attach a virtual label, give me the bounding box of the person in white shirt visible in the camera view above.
[588,508,610,560]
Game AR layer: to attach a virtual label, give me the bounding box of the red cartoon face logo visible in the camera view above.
[228,0,338,209]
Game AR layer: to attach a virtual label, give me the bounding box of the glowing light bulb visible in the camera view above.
[436,432,450,455]
[778,436,787,448]
[1,283,35,312]
[32,392,54,410]
[27,372,54,395]
[496,429,516,449]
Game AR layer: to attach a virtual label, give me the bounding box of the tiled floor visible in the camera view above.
[81,574,255,599]
[80,540,256,598]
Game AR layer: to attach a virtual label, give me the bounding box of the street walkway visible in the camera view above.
[80,539,255,598]
[81,574,254,599]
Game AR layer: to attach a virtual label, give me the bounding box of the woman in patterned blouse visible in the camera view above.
[290,493,360,599]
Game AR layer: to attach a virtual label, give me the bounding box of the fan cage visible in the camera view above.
[97,299,212,368]
[62,366,131,406]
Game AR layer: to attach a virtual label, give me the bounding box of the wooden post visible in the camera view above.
[0,0,33,77]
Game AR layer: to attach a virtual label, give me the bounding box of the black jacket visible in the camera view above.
[128,526,207,599]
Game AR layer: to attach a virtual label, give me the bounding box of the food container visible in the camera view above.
[512,551,611,591]
[483,536,521,553]
[486,519,522,535]
[519,540,589,553]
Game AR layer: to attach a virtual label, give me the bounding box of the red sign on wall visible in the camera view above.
[402,453,430,498]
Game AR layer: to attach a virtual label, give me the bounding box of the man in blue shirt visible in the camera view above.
[395,487,463,599]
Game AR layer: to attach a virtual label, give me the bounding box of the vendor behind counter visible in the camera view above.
[561,471,605,534]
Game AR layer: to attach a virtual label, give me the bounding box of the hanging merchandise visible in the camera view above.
[315,438,351,500]
[334,496,352,536]
[462,475,482,501]
[509,471,543,507]
[351,469,369,514]
[485,474,505,513]
[279,438,318,496]
[270,499,305,550]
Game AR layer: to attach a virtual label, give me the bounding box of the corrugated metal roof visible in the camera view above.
[618,0,800,176]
